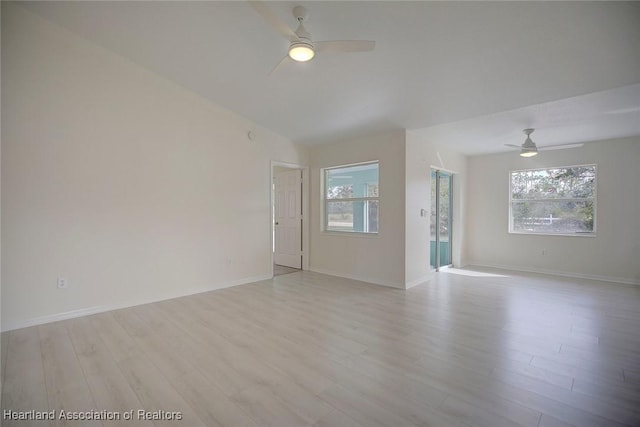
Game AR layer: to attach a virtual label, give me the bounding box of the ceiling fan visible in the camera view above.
[249,2,375,74]
[505,129,584,157]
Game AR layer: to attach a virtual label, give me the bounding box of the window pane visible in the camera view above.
[326,163,379,199]
[368,200,379,233]
[510,164,596,235]
[327,200,378,233]
[511,200,594,233]
[511,166,596,200]
[324,162,379,234]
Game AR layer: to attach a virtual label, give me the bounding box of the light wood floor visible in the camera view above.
[274,264,301,277]
[2,268,639,427]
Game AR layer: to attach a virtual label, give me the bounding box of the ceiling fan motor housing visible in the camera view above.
[293,5,309,22]
[522,128,537,149]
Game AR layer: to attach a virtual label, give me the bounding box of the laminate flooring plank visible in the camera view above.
[148,306,288,391]
[1,331,8,389]
[146,300,333,425]
[335,354,448,412]
[623,368,640,384]
[312,408,367,427]
[439,394,532,427]
[1,327,50,427]
[530,354,626,390]
[241,282,407,350]
[212,290,370,359]
[257,378,335,425]
[354,349,600,427]
[440,383,541,427]
[558,342,639,376]
[209,327,337,395]
[322,358,465,427]
[264,281,411,337]
[485,374,630,427]
[491,366,640,426]
[492,363,574,391]
[179,294,353,365]
[403,327,552,366]
[89,312,142,362]
[38,322,103,427]
[64,317,152,427]
[116,354,206,427]
[318,383,418,427]
[404,328,538,366]
[537,413,576,427]
[571,376,640,412]
[116,304,262,397]
[142,348,259,427]
[572,317,640,341]
[230,384,311,427]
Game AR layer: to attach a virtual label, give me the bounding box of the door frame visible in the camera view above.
[431,167,455,272]
[271,161,309,276]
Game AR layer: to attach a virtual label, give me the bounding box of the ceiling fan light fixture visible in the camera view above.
[519,148,538,157]
[289,41,315,62]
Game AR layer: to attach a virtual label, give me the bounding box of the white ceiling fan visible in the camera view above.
[505,128,584,157]
[249,2,375,74]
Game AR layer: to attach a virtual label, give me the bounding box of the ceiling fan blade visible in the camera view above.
[315,40,376,53]
[268,55,292,75]
[249,1,297,42]
[504,144,522,149]
[604,106,640,115]
[538,143,584,151]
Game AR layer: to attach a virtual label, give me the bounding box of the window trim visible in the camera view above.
[508,164,597,237]
[322,160,380,235]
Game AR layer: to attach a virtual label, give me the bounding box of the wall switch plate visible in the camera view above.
[57,277,68,289]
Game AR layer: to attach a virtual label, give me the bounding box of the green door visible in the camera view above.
[430,170,452,271]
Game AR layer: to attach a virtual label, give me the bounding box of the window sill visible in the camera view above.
[322,231,380,238]
[508,231,596,238]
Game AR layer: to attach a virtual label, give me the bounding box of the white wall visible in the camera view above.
[405,131,467,288]
[466,137,640,284]
[308,131,406,288]
[1,4,307,330]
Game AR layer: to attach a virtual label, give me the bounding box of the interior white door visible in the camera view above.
[274,169,302,269]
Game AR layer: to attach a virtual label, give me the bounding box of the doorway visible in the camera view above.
[271,162,308,276]
[430,169,453,271]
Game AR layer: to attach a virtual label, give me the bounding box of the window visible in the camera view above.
[509,165,596,235]
[323,161,379,233]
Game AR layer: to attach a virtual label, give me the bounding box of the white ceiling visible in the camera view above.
[16,1,640,154]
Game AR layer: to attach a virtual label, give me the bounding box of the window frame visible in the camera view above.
[508,164,597,237]
[322,161,380,235]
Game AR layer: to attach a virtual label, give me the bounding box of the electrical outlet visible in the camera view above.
[541,249,547,256]
[57,277,68,289]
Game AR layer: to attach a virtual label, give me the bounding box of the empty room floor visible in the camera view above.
[2,268,639,427]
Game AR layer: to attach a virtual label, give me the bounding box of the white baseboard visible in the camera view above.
[466,262,640,286]
[405,274,433,289]
[308,267,404,289]
[1,274,272,332]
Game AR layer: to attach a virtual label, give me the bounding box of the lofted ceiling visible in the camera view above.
[14,1,640,154]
